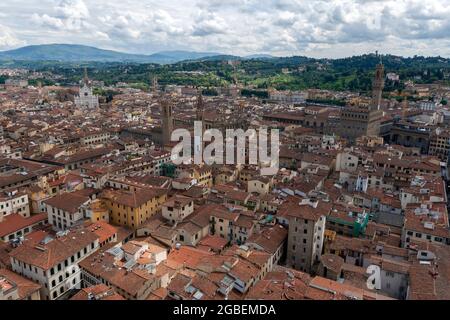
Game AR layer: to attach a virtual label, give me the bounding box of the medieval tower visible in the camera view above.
[161,99,173,146]
[372,62,385,110]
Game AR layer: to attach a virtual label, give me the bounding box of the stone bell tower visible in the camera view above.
[194,91,206,158]
[371,58,385,111]
[161,99,173,146]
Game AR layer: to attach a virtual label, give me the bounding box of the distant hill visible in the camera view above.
[0,44,225,64]
[189,54,242,62]
[245,54,274,59]
[186,54,275,62]
[155,50,222,62]
[3,50,449,93]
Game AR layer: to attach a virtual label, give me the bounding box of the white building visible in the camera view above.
[364,256,409,299]
[335,151,359,172]
[247,176,271,195]
[418,100,438,111]
[4,79,28,88]
[386,73,400,82]
[149,150,172,176]
[74,70,99,109]
[0,190,30,220]
[9,229,99,300]
[80,131,110,146]
[162,195,194,224]
[44,191,92,231]
[269,89,307,104]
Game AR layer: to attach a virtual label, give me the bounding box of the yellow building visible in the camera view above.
[195,166,213,187]
[87,199,110,223]
[429,130,450,162]
[28,185,50,214]
[238,166,259,183]
[175,165,213,187]
[324,229,337,242]
[356,135,384,148]
[101,187,168,229]
[209,204,239,242]
[348,96,371,107]
[212,165,238,185]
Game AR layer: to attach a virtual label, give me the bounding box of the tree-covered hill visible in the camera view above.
[4,53,450,93]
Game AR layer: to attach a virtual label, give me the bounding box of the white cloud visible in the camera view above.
[55,0,90,20]
[32,13,65,30]
[0,25,26,50]
[31,0,91,32]
[1,0,449,57]
[192,11,229,36]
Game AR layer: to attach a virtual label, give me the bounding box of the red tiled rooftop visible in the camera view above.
[0,213,47,238]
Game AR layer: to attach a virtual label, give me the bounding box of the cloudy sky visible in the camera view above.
[1,0,450,58]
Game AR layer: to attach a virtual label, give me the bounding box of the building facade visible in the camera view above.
[9,230,99,300]
[286,200,329,273]
[338,63,384,142]
[74,69,99,109]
